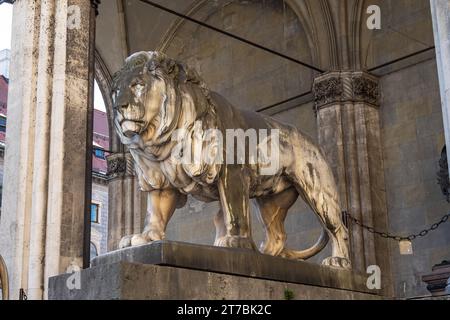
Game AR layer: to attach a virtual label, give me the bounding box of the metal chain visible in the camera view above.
[343,211,450,242]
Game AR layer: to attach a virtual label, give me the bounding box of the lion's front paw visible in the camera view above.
[119,230,163,249]
[215,236,256,250]
[119,234,138,249]
[322,256,351,270]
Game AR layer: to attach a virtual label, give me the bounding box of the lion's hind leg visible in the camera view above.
[288,153,351,269]
[255,188,298,257]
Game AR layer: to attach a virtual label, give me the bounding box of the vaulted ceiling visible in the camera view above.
[95,0,434,151]
[96,0,434,77]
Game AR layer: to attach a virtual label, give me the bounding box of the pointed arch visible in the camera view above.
[94,49,123,152]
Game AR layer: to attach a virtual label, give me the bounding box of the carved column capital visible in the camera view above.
[107,152,134,180]
[313,71,380,111]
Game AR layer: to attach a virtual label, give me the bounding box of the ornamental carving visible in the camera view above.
[352,76,380,105]
[313,77,343,108]
[313,71,380,110]
[107,152,134,179]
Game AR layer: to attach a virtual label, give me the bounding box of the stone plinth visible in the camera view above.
[422,261,450,296]
[49,241,381,300]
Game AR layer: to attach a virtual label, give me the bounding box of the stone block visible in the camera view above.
[49,241,381,300]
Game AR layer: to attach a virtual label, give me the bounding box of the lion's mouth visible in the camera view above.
[120,119,146,138]
[117,103,146,137]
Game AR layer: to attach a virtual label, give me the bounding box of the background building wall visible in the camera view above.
[91,181,109,256]
[380,58,450,298]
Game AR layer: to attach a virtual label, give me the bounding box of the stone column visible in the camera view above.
[314,71,392,292]
[431,0,450,171]
[106,152,145,251]
[0,0,97,300]
[430,0,450,293]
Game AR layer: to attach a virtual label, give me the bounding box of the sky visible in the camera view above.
[0,4,106,112]
[0,5,12,51]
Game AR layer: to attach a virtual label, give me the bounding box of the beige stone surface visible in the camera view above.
[49,262,382,300]
[0,0,96,300]
[380,59,450,298]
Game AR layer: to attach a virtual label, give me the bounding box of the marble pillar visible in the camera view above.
[430,0,450,294]
[314,71,392,294]
[0,0,96,299]
[431,0,450,170]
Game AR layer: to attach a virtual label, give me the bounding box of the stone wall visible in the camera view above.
[380,58,450,298]
[162,0,314,111]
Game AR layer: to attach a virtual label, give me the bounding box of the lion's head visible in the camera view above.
[112,51,212,147]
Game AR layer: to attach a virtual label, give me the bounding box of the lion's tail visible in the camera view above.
[281,228,329,260]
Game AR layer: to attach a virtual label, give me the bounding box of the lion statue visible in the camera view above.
[112,51,351,269]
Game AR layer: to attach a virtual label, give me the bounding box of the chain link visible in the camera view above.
[343,211,450,242]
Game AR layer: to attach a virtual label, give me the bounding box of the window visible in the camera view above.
[94,148,105,159]
[90,203,99,223]
[0,116,6,132]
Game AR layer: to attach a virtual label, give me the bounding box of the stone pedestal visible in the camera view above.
[422,261,450,297]
[49,241,381,300]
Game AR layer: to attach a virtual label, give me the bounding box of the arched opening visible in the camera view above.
[90,79,110,258]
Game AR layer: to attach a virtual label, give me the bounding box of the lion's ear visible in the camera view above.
[145,60,156,74]
[167,60,176,74]
[185,68,201,85]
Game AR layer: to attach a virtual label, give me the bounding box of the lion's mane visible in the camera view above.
[113,51,222,193]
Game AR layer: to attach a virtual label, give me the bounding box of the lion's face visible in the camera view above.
[112,65,166,139]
